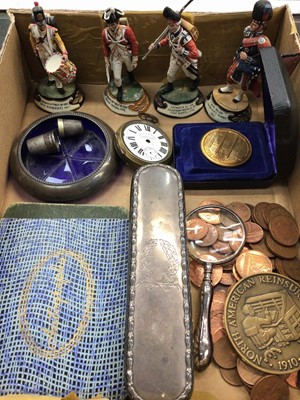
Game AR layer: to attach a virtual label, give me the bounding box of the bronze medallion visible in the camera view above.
[200,128,252,167]
[224,273,300,375]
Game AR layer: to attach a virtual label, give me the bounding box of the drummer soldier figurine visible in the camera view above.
[101,7,150,115]
[28,2,83,112]
[29,2,69,94]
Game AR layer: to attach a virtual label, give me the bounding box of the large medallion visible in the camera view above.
[224,273,300,374]
[200,128,252,167]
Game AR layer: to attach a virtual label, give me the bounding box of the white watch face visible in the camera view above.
[123,122,170,162]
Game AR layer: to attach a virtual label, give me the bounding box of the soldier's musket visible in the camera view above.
[177,54,199,78]
[141,0,195,61]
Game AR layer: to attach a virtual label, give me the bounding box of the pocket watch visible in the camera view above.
[115,113,172,169]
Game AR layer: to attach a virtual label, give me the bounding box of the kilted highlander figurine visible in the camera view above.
[219,0,273,103]
[204,0,273,122]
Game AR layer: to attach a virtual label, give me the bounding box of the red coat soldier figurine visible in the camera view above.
[145,2,204,118]
[102,8,139,102]
[148,6,201,94]
[219,0,273,103]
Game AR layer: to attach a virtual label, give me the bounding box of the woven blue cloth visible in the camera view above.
[0,218,129,399]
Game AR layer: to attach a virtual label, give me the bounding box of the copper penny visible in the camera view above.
[219,211,241,229]
[252,202,270,230]
[195,224,219,246]
[222,259,235,271]
[210,310,225,337]
[268,206,296,224]
[211,326,227,344]
[226,201,252,222]
[245,203,254,214]
[249,236,275,258]
[232,264,242,281]
[274,258,289,277]
[189,259,204,287]
[198,205,222,225]
[212,240,233,255]
[220,271,237,286]
[263,203,287,226]
[269,214,299,246]
[210,284,227,312]
[186,218,209,241]
[265,231,298,259]
[244,221,264,244]
[216,224,235,242]
[280,257,300,282]
[229,228,244,252]
[235,250,273,278]
[189,259,223,287]
[199,199,224,207]
[236,358,266,386]
[250,374,290,400]
[219,366,244,386]
[286,371,300,389]
[213,335,238,369]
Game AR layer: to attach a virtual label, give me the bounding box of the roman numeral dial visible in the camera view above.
[115,120,172,169]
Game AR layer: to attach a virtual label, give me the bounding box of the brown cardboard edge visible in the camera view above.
[0,11,31,212]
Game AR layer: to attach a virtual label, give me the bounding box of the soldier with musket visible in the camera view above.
[219,0,273,103]
[148,6,202,94]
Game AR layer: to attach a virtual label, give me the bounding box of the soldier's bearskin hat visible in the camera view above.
[102,8,124,24]
[252,0,273,23]
[163,7,181,22]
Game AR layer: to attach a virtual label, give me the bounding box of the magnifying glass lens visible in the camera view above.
[187,206,245,265]
[186,205,246,371]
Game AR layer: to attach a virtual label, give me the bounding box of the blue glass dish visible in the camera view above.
[10,112,117,202]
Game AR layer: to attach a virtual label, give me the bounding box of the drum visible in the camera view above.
[45,53,77,84]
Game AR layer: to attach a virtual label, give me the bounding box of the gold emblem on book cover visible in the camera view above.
[200,128,252,167]
[18,249,94,359]
[224,273,300,374]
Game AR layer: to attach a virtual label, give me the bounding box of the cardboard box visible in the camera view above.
[0,6,300,400]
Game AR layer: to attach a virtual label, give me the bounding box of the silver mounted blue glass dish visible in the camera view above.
[9,111,117,202]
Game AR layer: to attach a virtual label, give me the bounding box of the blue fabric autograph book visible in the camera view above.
[0,218,129,399]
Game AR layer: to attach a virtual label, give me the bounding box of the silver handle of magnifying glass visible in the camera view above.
[194,262,213,371]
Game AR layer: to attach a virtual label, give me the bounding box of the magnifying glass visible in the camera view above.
[186,205,246,371]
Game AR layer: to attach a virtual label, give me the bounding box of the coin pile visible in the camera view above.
[188,199,300,397]
[189,200,300,288]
